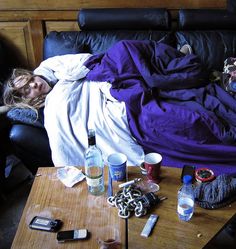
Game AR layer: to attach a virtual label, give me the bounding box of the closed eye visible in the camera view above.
[23,85,31,96]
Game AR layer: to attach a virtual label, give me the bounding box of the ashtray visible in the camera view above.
[195,168,215,183]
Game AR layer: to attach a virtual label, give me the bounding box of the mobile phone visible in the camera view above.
[29,216,63,232]
[181,165,195,183]
[203,213,236,249]
[57,229,88,243]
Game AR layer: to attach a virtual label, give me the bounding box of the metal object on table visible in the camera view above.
[107,185,167,218]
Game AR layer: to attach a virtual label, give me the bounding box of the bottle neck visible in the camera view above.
[88,135,96,146]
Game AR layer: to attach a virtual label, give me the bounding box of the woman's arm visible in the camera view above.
[34,53,92,82]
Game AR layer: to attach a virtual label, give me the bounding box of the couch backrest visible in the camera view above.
[43,8,172,60]
[176,9,236,72]
[44,30,173,59]
[44,8,236,73]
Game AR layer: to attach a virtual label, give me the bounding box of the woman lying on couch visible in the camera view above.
[4,40,236,168]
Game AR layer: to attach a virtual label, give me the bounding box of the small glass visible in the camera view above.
[97,238,122,249]
[136,180,160,193]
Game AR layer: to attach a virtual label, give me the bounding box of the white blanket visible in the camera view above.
[42,54,144,166]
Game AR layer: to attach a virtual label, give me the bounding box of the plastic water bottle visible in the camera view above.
[84,129,105,196]
[177,175,194,221]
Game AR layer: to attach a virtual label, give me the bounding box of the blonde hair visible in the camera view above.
[3,68,48,113]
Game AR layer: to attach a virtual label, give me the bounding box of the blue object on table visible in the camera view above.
[107,170,113,197]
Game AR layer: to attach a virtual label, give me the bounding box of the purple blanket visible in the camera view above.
[84,40,236,174]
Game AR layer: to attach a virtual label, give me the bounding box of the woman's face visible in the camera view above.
[15,75,52,99]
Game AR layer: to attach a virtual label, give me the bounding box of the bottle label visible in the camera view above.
[86,176,103,187]
[177,197,194,215]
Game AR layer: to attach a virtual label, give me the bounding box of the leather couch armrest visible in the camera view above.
[9,124,53,174]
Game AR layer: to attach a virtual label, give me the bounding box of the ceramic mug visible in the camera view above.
[144,153,162,183]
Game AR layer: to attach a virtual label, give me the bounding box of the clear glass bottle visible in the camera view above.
[177,175,194,221]
[84,129,104,195]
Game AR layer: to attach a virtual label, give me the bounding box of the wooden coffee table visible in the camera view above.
[11,166,126,249]
[127,166,236,249]
[11,166,236,249]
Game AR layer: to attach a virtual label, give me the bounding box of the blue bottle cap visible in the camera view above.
[183,175,192,184]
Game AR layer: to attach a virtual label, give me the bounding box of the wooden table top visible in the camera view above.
[127,166,236,249]
[11,166,236,249]
[11,166,125,249]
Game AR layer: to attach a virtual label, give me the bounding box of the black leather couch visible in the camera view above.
[0,41,15,194]
[7,8,236,174]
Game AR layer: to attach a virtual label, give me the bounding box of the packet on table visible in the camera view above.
[57,166,85,187]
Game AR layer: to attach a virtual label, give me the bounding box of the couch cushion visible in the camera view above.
[44,30,174,59]
[179,9,236,30]
[78,8,171,30]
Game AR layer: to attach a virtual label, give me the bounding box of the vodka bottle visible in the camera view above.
[177,175,194,221]
[84,129,104,195]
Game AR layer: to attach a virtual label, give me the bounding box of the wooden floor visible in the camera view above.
[0,163,32,249]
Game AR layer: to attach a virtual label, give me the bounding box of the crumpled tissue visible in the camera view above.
[57,166,86,187]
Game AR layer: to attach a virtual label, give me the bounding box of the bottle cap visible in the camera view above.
[183,175,192,184]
